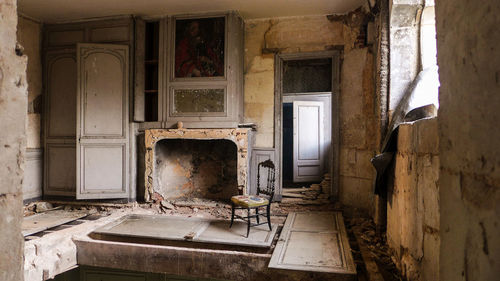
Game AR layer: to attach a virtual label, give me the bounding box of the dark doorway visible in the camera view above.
[282,102,294,186]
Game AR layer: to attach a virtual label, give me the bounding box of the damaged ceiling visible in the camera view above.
[18,0,365,22]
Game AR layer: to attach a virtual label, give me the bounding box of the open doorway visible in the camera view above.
[275,52,340,199]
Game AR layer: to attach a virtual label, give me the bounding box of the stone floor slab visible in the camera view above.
[92,214,277,248]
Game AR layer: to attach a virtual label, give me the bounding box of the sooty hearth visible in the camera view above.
[155,139,238,200]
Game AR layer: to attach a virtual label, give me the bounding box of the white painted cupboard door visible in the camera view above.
[76,43,129,199]
[44,50,77,196]
[293,101,324,182]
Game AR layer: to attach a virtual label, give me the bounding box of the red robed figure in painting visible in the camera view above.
[175,20,223,77]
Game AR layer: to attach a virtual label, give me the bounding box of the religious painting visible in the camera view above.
[174,17,225,78]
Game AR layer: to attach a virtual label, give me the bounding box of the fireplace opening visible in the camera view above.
[154,139,238,201]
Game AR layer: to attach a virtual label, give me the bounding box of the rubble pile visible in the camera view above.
[281,173,331,204]
[347,217,402,281]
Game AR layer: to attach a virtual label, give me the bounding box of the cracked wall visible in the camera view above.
[387,117,439,281]
[244,10,380,215]
[436,0,500,280]
[0,0,28,280]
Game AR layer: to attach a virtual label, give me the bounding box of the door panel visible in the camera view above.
[46,144,76,195]
[77,43,129,199]
[250,149,275,195]
[47,56,77,138]
[83,52,124,136]
[293,101,324,182]
[268,212,356,275]
[297,165,321,177]
[44,50,77,197]
[83,145,125,192]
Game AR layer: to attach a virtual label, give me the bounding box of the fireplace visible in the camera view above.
[143,128,251,202]
[155,139,237,200]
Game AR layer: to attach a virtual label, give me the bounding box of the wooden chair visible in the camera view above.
[230,159,275,237]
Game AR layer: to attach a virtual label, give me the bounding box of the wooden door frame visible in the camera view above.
[274,51,341,200]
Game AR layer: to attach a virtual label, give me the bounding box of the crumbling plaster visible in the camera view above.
[17,16,43,201]
[24,209,148,281]
[436,0,500,280]
[0,0,28,280]
[17,16,42,149]
[387,117,439,281]
[244,10,380,214]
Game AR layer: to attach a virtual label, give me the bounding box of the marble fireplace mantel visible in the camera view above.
[144,128,252,202]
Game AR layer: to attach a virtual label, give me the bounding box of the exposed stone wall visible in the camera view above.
[17,16,42,149]
[0,0,28,280]
[339,47,378,215]
[389,0,423,116]
[435,0,500,280]
[387,117,439,281]
[244,10,379,214]
[155,139,238,200]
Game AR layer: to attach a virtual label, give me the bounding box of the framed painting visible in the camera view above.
[174,16,225,78]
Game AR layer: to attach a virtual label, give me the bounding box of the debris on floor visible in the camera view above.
[21,198,403,281]
[346,217,402,281]
[282,173,332,204]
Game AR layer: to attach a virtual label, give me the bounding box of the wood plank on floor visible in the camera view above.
[268,211,356,275]
[22,210,89,236]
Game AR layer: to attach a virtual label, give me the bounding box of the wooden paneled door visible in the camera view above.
[44,50,78,196]
[76,43,129,199]
[293,101,325,182]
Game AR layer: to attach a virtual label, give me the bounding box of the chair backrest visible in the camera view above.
[256,159,276,201]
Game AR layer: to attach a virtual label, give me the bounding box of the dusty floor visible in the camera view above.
[23,199,402,280]
[346,217,403,281]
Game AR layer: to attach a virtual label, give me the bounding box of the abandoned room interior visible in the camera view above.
[1,0,499,280]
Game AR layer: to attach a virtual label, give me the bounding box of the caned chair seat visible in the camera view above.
[231,195,269,208]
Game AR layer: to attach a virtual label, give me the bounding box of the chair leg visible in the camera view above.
[230,202,235,228]
[256,208,260,224]
[267,204,272,231]
[246,208,251,238]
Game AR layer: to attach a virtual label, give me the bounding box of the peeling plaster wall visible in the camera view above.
[17,16,42,149]
[387,118,439,281]
[244,11,379,214]
[17,16,43,201]
[436,0,500,280]
[244,15,344,148]
[0,0,28,280]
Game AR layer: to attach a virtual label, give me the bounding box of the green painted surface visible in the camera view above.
[51,267,231,281]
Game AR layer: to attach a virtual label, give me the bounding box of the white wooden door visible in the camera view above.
[76,43,129,199]
[293,101,324,182]
[268,212,356,275]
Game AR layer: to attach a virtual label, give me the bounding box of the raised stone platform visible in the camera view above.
[91,214,278,248]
